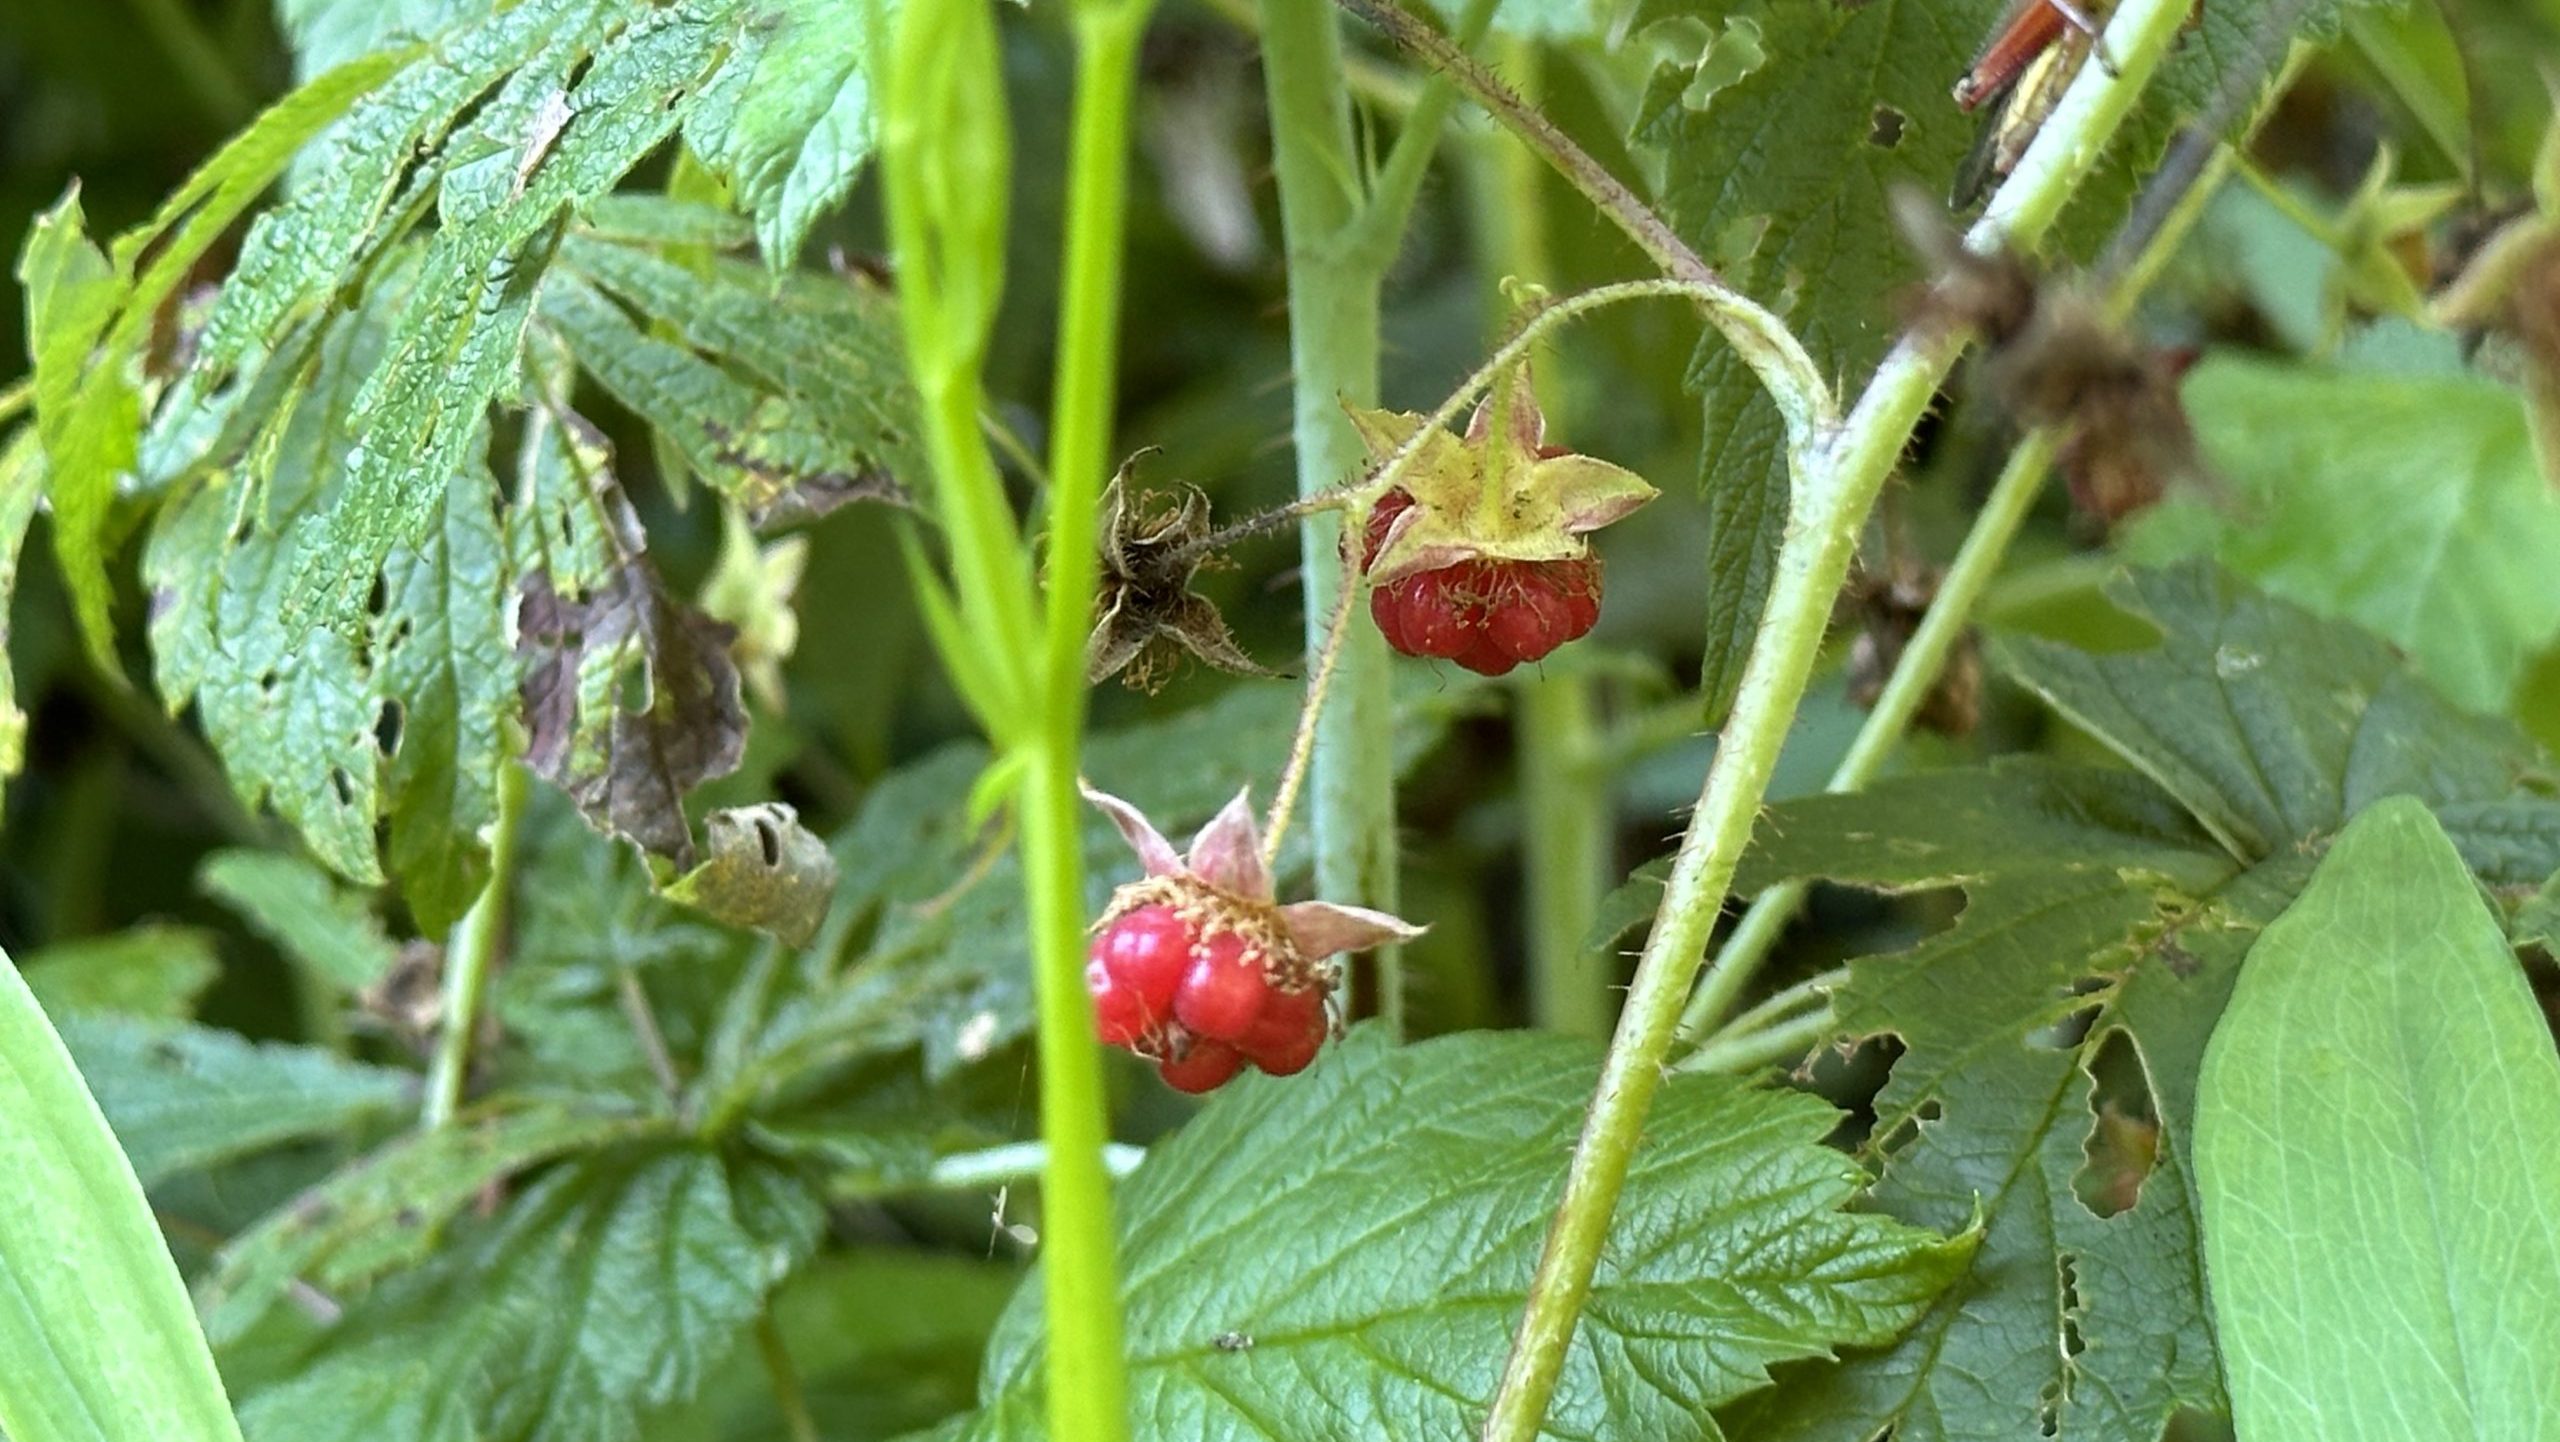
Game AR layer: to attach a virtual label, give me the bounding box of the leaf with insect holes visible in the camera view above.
[1714,761,2261,1442]
[293,0,759,631]
[1701,569,2560,1441]
[685,0,887,269]
[55,1015,415,1188]
[2197,799,2560,1441]
[940,1029,1970,1441]
[662,803,840,946]
[514,406,748,869]
[552,230,922,527]
[1627,0,2375,719]
[2126,357,2560,715]
[231,1144,821,1442]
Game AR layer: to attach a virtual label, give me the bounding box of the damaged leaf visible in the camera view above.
[516,406,747,869]
[662,803,839,946]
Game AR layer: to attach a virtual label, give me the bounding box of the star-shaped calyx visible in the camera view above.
[1085,465,1276,691]
[1349,365,1658,585]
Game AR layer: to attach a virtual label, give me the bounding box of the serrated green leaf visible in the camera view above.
[16,186,131,669]
[537,269,908,524]
[1714,571,2560,1440]
[199,850,401,993]
[274,0,495,77]
[146,291,394,883]
[375,454,520,932]
[2125,357,2560,713]
[21,926,222,1021]
[53,1014,414,1188]
[0,426,41,792]
[576,194,757,250]
[662,803,839,946]
[1992,563,2550,860]
[234,1144,822,1442]
[2197,797,2560,1441]
[198,1103,662,1347]
[1627,0,2356,676]
[302,1,750,626]
[0,950,247,1442]
[947,1028,1970,1440]
[1720,760,2252,1442]
[558,232,925,510]
[686,0,888,269]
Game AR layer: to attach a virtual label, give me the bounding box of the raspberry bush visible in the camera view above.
[4,3,2559,1442]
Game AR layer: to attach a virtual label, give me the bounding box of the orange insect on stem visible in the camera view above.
[1953,0,2068,111]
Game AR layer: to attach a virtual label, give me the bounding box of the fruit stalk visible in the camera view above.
[1477,0,2206,1433]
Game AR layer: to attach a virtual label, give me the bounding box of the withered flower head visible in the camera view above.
[1085,459,1278,692]
[1891,185,2215,530]
[1841,560,1982,740]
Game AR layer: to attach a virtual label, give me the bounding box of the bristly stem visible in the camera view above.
[1672,80,2278,1052]
[1478,0,2204,1432]
[1263,526,1365,869]
[424,762,526,1129]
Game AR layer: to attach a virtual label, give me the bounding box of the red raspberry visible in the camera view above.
[1085,904,1191,1049]
[1158,1037,1248,1094]
[1172,927,1271,1043]
[1364,490,1604,676]
[1236,987,1328,1076]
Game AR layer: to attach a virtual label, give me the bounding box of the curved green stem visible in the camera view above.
[1479,0,2203,1432]
[424,762,526,1129]
[1671,69,2284,1051]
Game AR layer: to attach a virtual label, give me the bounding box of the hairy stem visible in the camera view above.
[1460,45,1615,1037]
[424,763,526,1129]
[1673,83,2274,1050]
[1480,0,2203,1432]
[1255,0,1412,1032]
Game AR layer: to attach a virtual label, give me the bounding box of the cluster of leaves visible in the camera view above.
[11,0,915,939]
[1589,564,2560,1441]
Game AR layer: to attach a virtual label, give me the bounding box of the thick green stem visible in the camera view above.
[1479,0,2200,1432]
[1672,80,2273,1050]
[1257,0,1403,1029]
[424,763,526,1129]
[1458,47,1614,1037]
[882,2,1149,1435]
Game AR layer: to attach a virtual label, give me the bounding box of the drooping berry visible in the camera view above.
[1365,494,1605,677]
[1085,903,1192,1049]
[1158,1037,1248,1094]
[1236,987,1328,1077]
[1080,783,1425,1094]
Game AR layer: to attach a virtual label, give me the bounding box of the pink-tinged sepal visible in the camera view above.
[1077,779,1182,878]
[1183,787,1272,900]
[1279,900,1427,960]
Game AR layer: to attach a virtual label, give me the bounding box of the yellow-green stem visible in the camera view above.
[424,762,526,1129]
[1480,0,2202,1431]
